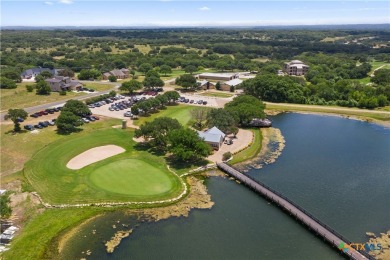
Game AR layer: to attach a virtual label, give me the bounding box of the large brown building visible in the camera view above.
[284,60,309,76]
[198,72,239,81]
[45,76,83,92]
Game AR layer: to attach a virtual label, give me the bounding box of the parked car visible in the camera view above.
[124,111,132,117]
[203,101,208,105]
[24,125,34,131]
[82,118,90,123]
[16,117,24,122]
[88,89,95,92]
[30,113,39,118]
[34,124,43,129]
[184,99,190,103]
[88,104,95,108]
[190,100,194,104]
[39,121,49,127]
[87,116,95,122]
[48,120,55,126]
[43,121,51,127]
[197,100,203,104]
[91,115,100,120]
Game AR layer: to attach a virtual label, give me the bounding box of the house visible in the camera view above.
[21,68,60,79]
[197,80,215,90]
[102,68,129,80]
[198,126,226,150]
[45,76,83,92]
[220,78,243,91]
[284,60,309,76]
[198,72,239,81]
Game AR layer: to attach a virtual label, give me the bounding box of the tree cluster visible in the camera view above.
[56,100,91,133]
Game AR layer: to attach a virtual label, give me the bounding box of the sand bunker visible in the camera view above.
[66,145,125,170]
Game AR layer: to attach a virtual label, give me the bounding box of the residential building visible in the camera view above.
[198,72,239,81]
[45,76,83,92]
[21,68,60,79]
[102,68,129,80]
[220,78,243,91]
[198,126,226,150]
[284,60,309,76]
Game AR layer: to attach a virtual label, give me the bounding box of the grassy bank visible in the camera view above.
[230,128,262,165]
[265,102,390,122]
[199,92,234,98]
[1,208,106,260]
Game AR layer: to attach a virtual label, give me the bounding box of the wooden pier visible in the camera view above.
[217,162,373,260]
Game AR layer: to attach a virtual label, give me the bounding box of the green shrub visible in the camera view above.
[25,84,34,92]
[223,151,232,161]
[59,90,67,96]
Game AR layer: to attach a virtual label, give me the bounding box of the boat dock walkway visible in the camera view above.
[217,162,373,260]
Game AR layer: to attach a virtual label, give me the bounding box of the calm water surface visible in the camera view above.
[62,113,390,260]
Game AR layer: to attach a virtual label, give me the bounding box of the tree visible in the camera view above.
[175,74,197,90]
[0,77,17,89]
[108,75,117,82]
[225,95,266,126]
[0,192,12,218]
[191,108,208,128]
[155,94,169,107]
[40,70,53,79]
[160,65,172,76]
[58,68,75,77]
[135,117,181,149]
[26,84,34,92]
[120,80,142,94]
[215,81,221,90]
[78,69,101,80]
[1,70,22,83]
[184,65,197,75]
[56,111,83,134]
[35,80,51,95]
[167,128,211,161]
[163,91,180,104]
[5,108,28,132]
[143,71,164,90]
[207,108,237,134]
[138,63,153,75]
[371,69,390,85]
[62,99,91,117]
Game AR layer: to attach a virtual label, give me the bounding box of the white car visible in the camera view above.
[124,111,132,117]
[82,118,90,123]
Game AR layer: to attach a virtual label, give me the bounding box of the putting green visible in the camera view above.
[89,159,173,196]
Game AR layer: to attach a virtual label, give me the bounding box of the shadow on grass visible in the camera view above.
[133,142,166,156]
[166,155,209,172]
[56,127,83,136]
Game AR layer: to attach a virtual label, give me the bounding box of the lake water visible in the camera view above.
[62,113,390,260]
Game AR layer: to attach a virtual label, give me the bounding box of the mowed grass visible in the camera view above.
[90,159,173,196]
[24,128,183,204]
[0,82,113,112]
[133,105,209,126]
[200,92,234,98]
[230,129,262,165]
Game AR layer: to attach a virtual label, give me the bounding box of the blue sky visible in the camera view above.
[1,1,389,26]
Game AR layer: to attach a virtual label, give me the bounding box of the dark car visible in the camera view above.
[39,122,48,127]
[30,113,39,118]
[91,115,100,120]
[88,89,95,92]
[34,124,43,129]
[87,116,96,122]
[54,107,60,112]
[43,121,51,126]
[203,101,208,105]
[24,125,34,131]
[184,99,190,103]
[190,100,194,104]
[17,117,24,122]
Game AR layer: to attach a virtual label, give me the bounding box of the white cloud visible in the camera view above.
[44,1,53,5]
[199,6,210,12]
[59,0,73,4]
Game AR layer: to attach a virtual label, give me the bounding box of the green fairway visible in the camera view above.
[90,159,173,196]
[134,105,209,126]
[24,128,183,204]
[200,92,234,98]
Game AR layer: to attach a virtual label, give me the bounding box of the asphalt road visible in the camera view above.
[0,81,119,121]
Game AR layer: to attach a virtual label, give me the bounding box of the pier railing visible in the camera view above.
[217,163,374,260]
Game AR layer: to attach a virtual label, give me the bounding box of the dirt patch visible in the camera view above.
[105,230,133,253]
[367,230,390,260]
[66,145,125,170]
[136,176,214,221]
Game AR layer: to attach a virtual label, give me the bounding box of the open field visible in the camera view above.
[265,102,390,122]
[133,105,209,127]
[320,36,347,42]
[229,129,262,165]
[0,82,113,112]
[199,92,234,98]
[24,128,183,204]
